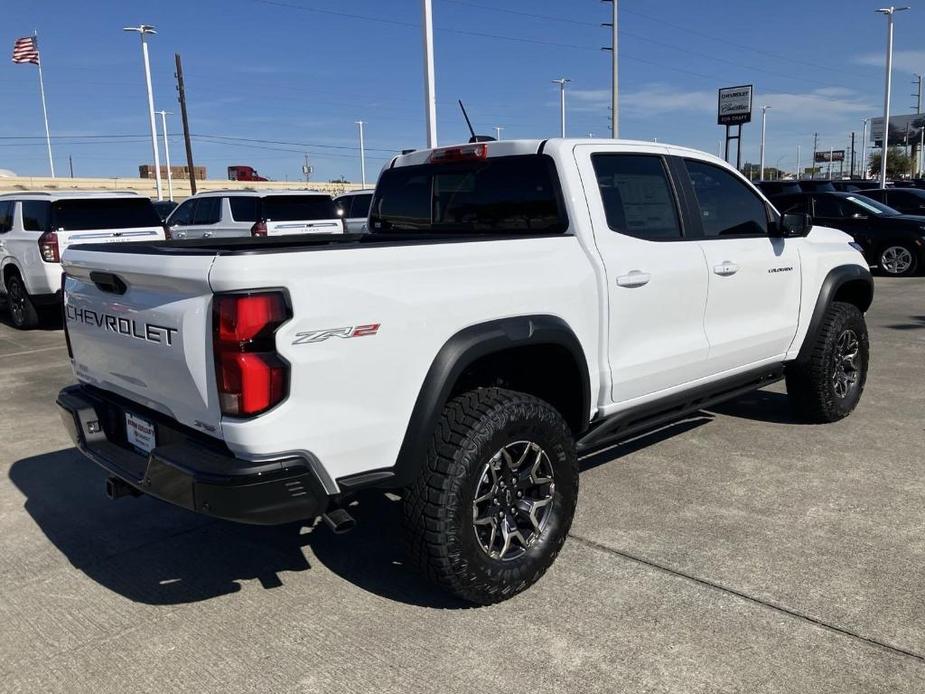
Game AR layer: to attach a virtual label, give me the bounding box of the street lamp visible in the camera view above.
[421,0,437,148]
[155,110,173,201]
[552,78,571,138]
[495,126,503,141]
[876,6,910,188]
[123,24,162,201]
[861,117,871,179]
[759,105,771,180]
[355,120,366,187]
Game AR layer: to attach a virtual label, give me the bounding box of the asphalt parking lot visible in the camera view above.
[1,277,923,694]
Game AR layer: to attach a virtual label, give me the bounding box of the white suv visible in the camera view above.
[333,189,374,232]
[166,190,344,240]
[0,191,164,329]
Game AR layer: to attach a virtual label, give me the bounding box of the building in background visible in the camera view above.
[139,164,206,180]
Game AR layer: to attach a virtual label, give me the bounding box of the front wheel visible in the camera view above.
[5,274,40,330]
[878,244,917,276]
[786,301,869,423]
[403,387,579,604]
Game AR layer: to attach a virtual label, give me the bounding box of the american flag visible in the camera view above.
[12,36,39,65]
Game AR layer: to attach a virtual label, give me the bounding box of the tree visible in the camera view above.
[868,146,912,179]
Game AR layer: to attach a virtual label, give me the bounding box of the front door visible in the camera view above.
[575,145,711,404]
[679,157,802,373]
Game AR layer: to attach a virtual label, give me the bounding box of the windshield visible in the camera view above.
[52,198,162,231]
[369,154,568,234]
[845,195,899,216]
[261,195,337,221]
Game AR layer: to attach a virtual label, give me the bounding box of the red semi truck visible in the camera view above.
[228,165,268,182]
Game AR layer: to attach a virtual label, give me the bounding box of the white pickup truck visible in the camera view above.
[57,139,873,604]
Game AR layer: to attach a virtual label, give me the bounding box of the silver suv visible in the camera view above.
[166,189,344,239]
[333,189,374,233]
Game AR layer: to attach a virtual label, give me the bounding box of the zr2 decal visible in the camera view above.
[292,323,381,345]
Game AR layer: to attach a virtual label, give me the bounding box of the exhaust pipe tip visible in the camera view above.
[322,508,356,534]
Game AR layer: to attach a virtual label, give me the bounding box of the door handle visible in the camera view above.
[713,261,739,276]
[203,231,213,238]
[616,270,651,288]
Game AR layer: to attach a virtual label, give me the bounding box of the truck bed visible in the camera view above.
[69,231,566,256]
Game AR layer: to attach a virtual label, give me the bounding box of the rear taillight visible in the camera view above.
[250,220,268,237]
[38,231,59,263]
[212,291,290,417]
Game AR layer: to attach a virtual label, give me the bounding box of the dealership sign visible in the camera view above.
[814,150,845,163]
[717,85,753,125]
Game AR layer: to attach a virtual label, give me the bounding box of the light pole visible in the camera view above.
[495,126,503,140]
[775,154,786,180]
[421,0,437,148]
[124,25,162,201]
[601,0,619,138]
[155,110,173,201]
[552,78,571,138]
[876,6,909,188]
[861,118,870,179]
[796,144,801,179]
[759,105,771,180]
[355,120,366,187]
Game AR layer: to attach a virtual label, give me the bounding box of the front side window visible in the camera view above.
[191,197,221,225]
[369,154,567,234]
[685,160,768,237]
[812,195,846,217]
[591,154,682,240]
[168,199,195,225]
[22,201,51,231]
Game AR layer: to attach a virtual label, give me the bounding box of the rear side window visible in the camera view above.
[0,202,12,233]
[22,200,51,231]
[812,195,846,217]
[591,154,682,240]
[52,198,162,231]
[370,154,567,234]
[261,195,337,221]
[684,160,768,237]
[229,196,259,222]
[192,197,221,225]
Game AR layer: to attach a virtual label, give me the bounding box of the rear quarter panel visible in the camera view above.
[210,236,601,484]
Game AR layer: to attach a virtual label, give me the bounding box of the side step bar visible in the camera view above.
[577,365,785,454]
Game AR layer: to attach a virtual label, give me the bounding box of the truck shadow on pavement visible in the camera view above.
[9,448,466,609]
[10,388,789,609]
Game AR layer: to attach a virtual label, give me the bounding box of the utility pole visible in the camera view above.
[913,73,923,176]
[495,126,503,140]
[601,0,619,138]
[759,105,771,180]
[876,6,909,188]
[355,120,367,187]
[850,131,856,178]
[811,132,819,180]
[861,118,870,179]
[796,144,801,179]
[174,53,197,195]
[422,0,438,148]
[68,154,74,178]
[552,78,571,137]
[124,25,162,200]
[303,153,311,182]
[156,110,174,201]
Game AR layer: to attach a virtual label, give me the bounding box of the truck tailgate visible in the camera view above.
[62,249,223,437]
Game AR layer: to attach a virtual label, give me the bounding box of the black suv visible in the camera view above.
[771,191,925,276]
[861,187,925,215]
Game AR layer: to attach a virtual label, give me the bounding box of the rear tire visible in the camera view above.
[5,274,40,330]
[786,301,869,423]
[403,387,578,605]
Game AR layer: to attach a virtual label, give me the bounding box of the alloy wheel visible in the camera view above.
[472,440,556,561]
[7,280,25,327]
[832,329,860,399]
[880,246,913,275]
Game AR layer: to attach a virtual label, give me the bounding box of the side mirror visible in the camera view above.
[851,212,868,220]
[779,212,812,237]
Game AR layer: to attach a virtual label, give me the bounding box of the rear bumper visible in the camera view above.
[56,384,329,525]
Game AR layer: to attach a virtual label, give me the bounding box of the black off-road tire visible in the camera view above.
[5,274,40,330]
[786,301,869,423]
[403,387,579,605]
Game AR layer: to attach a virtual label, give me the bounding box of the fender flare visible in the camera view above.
[796,264,873,364]
[338,315,591,491]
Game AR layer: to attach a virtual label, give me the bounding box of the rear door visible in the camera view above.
[63,248,223,434]
[575,145,711,403]
[679,157,801,373]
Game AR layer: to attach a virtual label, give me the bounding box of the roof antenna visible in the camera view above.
[458,100,495,143]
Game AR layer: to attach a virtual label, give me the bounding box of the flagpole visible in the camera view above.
[33,30,54,178]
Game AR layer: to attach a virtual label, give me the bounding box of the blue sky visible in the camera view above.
[2,0,924,181]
